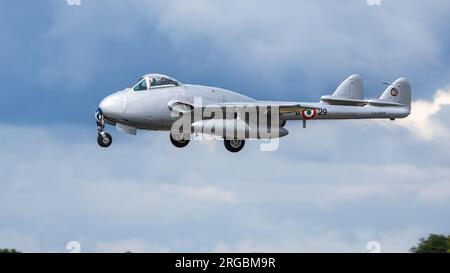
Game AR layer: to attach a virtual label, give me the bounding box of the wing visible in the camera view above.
[168,98,320,114]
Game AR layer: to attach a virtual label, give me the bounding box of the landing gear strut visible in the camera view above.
[95,108,112,148]
[224,139,245,153]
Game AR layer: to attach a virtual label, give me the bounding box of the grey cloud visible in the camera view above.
[147,0,450,97]
[27,0,450,98]
[1,87,450,252]
[1,0,450,252]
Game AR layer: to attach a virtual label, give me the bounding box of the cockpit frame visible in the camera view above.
[131,74,181,92]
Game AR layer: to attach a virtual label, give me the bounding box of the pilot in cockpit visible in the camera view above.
[149,77,156,87]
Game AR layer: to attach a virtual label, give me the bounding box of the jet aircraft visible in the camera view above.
[95,74,411,152]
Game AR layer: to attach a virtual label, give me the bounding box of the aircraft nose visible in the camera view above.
[99,93,125,118]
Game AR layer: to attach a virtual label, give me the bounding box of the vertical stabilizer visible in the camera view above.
[378,78,411,110]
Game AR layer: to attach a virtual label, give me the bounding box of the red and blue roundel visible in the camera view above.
[390,88,399,97]
[301,109,317,120]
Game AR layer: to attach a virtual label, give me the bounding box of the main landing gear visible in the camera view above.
[224,139,245,153]
[170,133,190,148]
[169,132,245,153]
[95,108,112,148]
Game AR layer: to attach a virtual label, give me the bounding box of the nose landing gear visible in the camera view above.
[97,132,112,148]
[96,108,112,148]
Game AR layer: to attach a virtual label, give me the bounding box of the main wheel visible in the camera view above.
[224,139,245,153]
[170,133,190,148]
[97,132,112,148]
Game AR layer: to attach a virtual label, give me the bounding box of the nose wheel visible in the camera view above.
[97,132,112,148]
[95,108,112,148]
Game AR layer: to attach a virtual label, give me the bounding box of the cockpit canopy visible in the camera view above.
[131,74,181,91]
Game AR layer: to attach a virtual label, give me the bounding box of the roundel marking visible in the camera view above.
[390,88,399,97]
[301,109,317,120]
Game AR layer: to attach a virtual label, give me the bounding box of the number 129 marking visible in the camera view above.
[318,108,328,115]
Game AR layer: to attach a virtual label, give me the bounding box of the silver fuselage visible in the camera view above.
[99,84,409,131]
[100,84,254,130]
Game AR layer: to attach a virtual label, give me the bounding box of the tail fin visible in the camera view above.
[332,74,364,100]
[378,78,411,110]
[321,74,366,106]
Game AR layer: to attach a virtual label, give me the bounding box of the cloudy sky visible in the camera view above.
[0,0,449,252]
